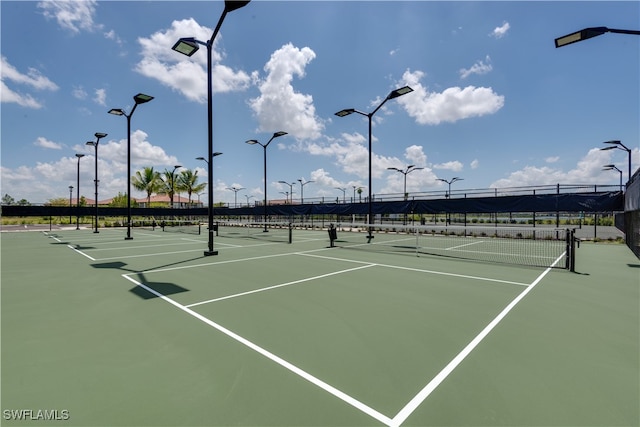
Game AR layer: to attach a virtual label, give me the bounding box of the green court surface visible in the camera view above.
[1,227,638,426]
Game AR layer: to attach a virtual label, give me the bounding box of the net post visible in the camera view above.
[288,222,292,244]
[569,228,577,272]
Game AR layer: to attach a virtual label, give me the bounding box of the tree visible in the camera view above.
[46,197,68,206]
[2,194,15,205]
[158,168,182,207]
[177,169,206,206]
[132,167,161,206]
[17,199,31,206]
[109,192,136,208]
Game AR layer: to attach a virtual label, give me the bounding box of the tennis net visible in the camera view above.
[132,218,202,235]
[329,223,571,269]
[215,221,293,243]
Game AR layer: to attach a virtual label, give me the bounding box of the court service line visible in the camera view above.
[185,264,376,308]
[297,252,529,287]
[121,273,394,426]
[388,252,565,427]
[445,240,484,250]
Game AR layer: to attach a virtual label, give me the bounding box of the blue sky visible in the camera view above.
[1,0,639,205]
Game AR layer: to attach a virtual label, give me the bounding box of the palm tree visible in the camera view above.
[178,169,207,206]
[158,168,181,208]
[132,167,161,206]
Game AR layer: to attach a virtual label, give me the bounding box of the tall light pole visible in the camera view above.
[298,179,314,204]
[226,186,245,207]
[278,181,295,204]
[388,164,423,225]
[335,85,413,241]
[196,152,223,253]
[85,132,107,233]
[335,187,347,203]
[109,93,154,240]
[68,185,73,224]
[169,165,182,208]
[555,26,640,48]
[172,0,251,256]
[246,131,288,231]
[387,164,424,200]
[437,177,463,198]
[75,154,85,230]
[603,164,623,191]
[600,140,632,184]
[245,194,254,206]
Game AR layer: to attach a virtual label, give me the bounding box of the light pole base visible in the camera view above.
[94,230,99,234]
[204,250,219,256]
[125,237,133,240]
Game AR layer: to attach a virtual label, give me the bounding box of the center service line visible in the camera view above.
[122,273,394,426]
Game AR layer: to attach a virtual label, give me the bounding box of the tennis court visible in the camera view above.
[1,225,638,426]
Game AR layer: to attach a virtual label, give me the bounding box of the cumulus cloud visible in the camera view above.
[545,156,560,163]
[434,161,464,172]
[37,0,101,34]
[94,88,107,106]
[470,159,480,169]
[249,43,324,140]
[34,137,63,150]
[0,56,58,108]
[460,56,493,79]
[397,69,504,125]
[135,18,252,103]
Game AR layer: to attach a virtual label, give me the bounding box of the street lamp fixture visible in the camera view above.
[298,179,314,204]
[437,177,463,198]
[86,132,108,233]
[226,186,245,207]
[603,164,623,191]
[600,140,632,184]
[334,187,347,203]
[278,181,295,204]
[555,26,640,48]
[387,164,424,200]
[335,85,413,241]
[109,92,154,240]
[246,131,288,230]
[75,154,85,230]
[172,0,251,256]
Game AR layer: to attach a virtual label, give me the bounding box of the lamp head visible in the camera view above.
[335,108,355,117]
[212,152,223,157]
[172,38,200,57]
[273,131,288,138]
[95,132,108,139]
[108,108,125,116]
[134,93,154,104]
[387,85,413,100]
[224,0,251,12]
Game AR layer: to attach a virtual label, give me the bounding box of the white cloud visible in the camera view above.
[490,147,639,188]
[490,22,510,39]
[135,18,252,103]
[94,88,107,106]
[397,69,504,125]
[249,43,324,140]
[37,0,101,34]
[470,159,479,169]
[460,56,493,79]
[0,57,58,108]
[545,156,560,163]
[72,86,87,100]
[34,137,63,150]
[434,161,464,172]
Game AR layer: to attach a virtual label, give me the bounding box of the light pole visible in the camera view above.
[245,194,254,206]
[298,179,314,204]
[437,177,463,225]
[603,164,623,191]
[437,177,463,198]
[388,164,423,225]
[387,164,424,200]
[172,0,251,255]
[555,26,640,48]
[68,185,73,224]
[335,85,413,241]
[196,152,222,252]
[85,132,107,233]
[600,140,632,184]
[278,181,295,204]
[75,154,85,230]
[109,93,154,240]
[246,131,288,231]
[335,187,347,203]
[226,186,245,207]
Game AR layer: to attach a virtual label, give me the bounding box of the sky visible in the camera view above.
[1,0,639,206]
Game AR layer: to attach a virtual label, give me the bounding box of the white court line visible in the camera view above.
[445,240,484,250]
[67,245,96,261]
[186,264,375,308]
[388,252,565,427]
[298,252,529,287]
[122,273,393,426]
[96,248,204,261]
[84,241,201,252]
